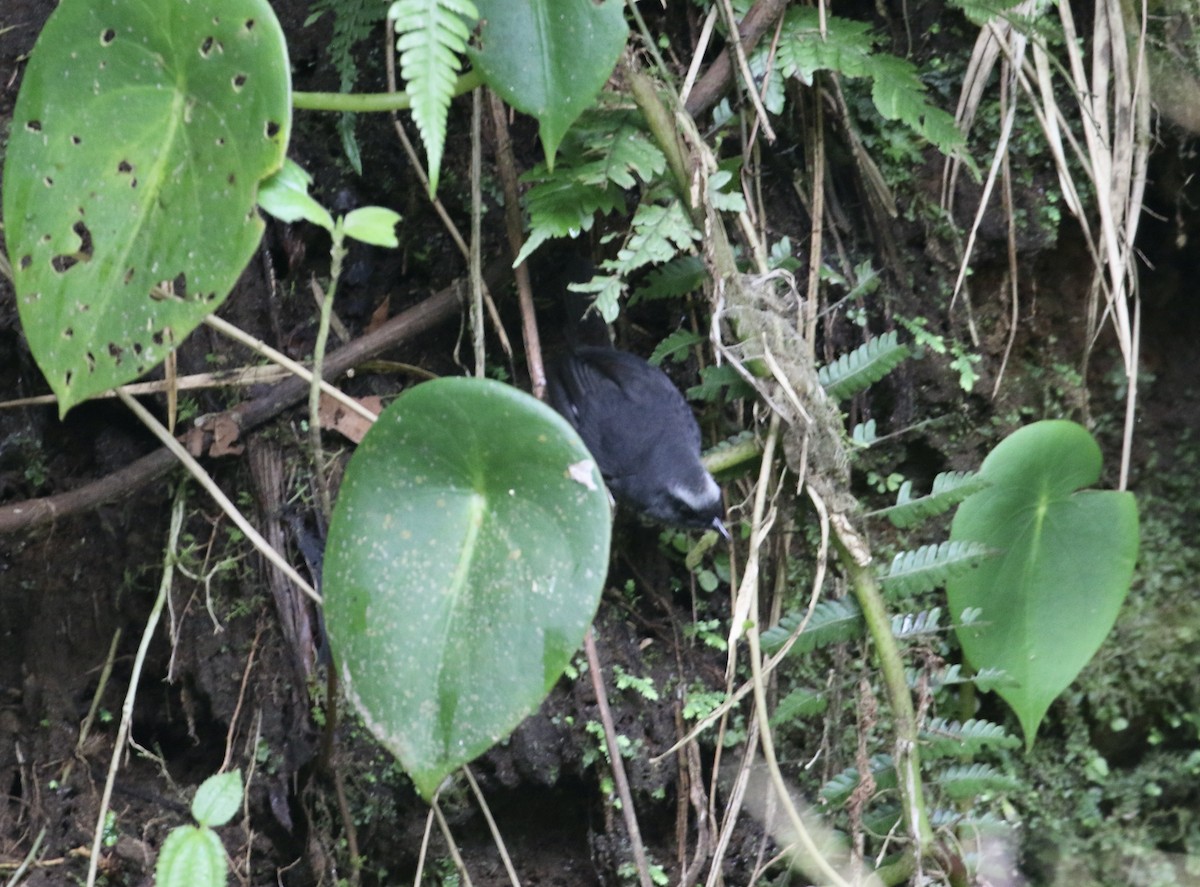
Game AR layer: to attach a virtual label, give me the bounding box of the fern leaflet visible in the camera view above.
[870,470,988,528]
[880,540,996,597]
[761,597,864,656]
[934,763,1022,800]
[818,330,911,400]
[391,0,478,194]
[892,606,943,638]
[921,718,1020,757]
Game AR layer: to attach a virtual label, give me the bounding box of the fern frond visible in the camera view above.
[770,7,966,158]
[616,198,700,270]
[515,110,670,267]
[851,418,877,447]
[769,686,828,727]
[761,597,864,656]
[634,255,707,302]
[820,754,895,805]
[650,329,706,365]
[892,607,943,638]
[916,664,1012,691]
[516,176,626,266]
[391,0,478,194]
[880,541,995,597]
[934,763,1022,800]
[871,470,988,528]
[818,330,911,400]
[922,718,1020,757]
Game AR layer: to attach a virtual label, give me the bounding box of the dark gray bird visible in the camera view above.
[548,342,727,536]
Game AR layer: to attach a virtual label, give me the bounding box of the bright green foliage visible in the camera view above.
[156,826,226,887]
[390,0,479,196]
[323,378,612,800]
[259,159,399,246]
[769,7,966,157]
[3,0,291,416]
[343,207,402,248]
[818,331,912,400]
[156,769,242,887]
[469,0,628,167]
[872,470,988,528]
[259,159,335,231]
[191,770,243,828]
[515,109,668,266]
[880,541,995,598]
[948,421,1139,748]
[576,197,701,321]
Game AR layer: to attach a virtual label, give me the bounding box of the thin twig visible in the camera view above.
[583,628,654,887]
[462,766,522,887]
[486,90,546,398]
[86,485,186,887]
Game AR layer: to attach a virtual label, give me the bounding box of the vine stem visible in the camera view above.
[293,69,484,112]
[309,220,349,518]
[832,515,935,860]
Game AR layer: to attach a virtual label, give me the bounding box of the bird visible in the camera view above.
[547,311,728,537]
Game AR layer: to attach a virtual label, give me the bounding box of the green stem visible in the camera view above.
[310,220,347,519]
[293,69,484,113]
[834,523,936,856]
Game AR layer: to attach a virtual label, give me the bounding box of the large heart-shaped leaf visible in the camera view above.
[2,0,290,415]
[323,378,611,800]
[469,0,628,165]
[947,420,1138,747]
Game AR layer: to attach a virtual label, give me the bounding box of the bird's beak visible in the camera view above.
[712,517,731,541]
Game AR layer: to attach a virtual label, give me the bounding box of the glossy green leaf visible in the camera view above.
[3,0,290,415]
[258,158,334,230]
[469,0,628,165]
[343,206,402,247]
[155,826,226,887]
[191,770,243,828]
[947,421,1138,748]
[324,378,611,800]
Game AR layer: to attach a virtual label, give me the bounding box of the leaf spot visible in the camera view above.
[232,73,247,91]
[100,28,115,46]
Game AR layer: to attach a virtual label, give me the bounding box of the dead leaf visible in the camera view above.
[319,394,383,444]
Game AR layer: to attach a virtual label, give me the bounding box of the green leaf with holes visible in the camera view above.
[947,421,1139,749]
[2,0,290,416]
[469,0,628,166]
[323,378,611,800]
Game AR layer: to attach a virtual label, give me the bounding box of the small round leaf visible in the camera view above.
[191,769,243,828]
[324,378,611,800]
